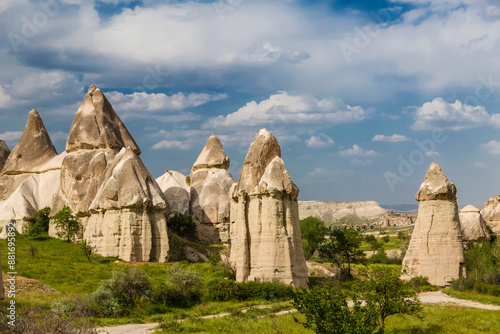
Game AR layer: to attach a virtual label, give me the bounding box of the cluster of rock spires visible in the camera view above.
[0,85,308,288]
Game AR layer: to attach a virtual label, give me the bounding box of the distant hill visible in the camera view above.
[380,204,418,213]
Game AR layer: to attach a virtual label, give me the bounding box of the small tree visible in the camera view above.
[24,220,45,240]
[24,207,51,239]
[167,213,197,241]
[52,206,79,243]
[300,216,328,259]
[81,240,95,263]
[364,235,383,251]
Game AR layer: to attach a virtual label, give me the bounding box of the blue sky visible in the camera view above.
[1,0,500,208]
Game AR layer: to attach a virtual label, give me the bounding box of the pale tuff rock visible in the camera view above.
[1,109,58,175]
[0,250,3,300]
[377,210,413,227]
[459,205,491,242]
[402,162,466,286]
[0,139,10,171]
[299,201,386,222]
[230,128,308,288]
[156,170,191,217]
[66,85,141,155]
[192,134,230,171]
[481,196,500,235]
[190,134,234,244]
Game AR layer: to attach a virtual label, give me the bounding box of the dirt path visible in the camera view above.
[96,291,500,333]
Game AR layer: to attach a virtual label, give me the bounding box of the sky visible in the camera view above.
[1,0,500,208]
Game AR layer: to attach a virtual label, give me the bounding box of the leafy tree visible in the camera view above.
[319,227,366,278]
[356,267,422,332]
[24,207,51,239]
[293,284,378,334]
[52,206,79,243]
[167,213,197,241]
[300,216,328,259]
[364,235,383,251]
[24,220,45,240]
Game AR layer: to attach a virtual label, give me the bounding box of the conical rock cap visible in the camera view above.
[66,84,141,155]
[416,162,456,201]
[192,134,230,172]
[2,109,57,174]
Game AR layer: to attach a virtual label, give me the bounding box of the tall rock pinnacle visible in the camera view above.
[192,134,230,172]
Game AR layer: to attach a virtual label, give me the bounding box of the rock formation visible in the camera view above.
[377,210,414,227]
[0,110,65,237]
[190,134,234,244]
[459,205,491,242]
[230,128,308,288]
[156,170,191,217]
[401,162,466,286]
[298,201,385,222]
[57,85,169,262]
[0,252,3,300]
[481,196,500,235]
[0,139,10,171]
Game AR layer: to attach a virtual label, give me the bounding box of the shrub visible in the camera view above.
[167,213,197,241]
[155,263,203,307]
[204,279,294,302]
[52,205,79,242]
[24,220,45,239]
[89,280,124,318]
[81,240,95,263]
[112,266,152,306]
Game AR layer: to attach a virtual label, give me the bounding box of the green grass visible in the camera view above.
[442,288,500,306]
[360,235,405,251]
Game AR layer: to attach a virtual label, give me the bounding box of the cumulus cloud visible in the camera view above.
[0,86,11,108]
[204,91,372,128]
[425,151,440,157]
[350,159,372,166]
[0,131,22,141]
[339,144,380,157]
[306,133,335,148]
[372,134,410,142]
[106,91,227,112]
[306,166,354,178]
[151,140,190,150]
[412,98,496,131]
[480,140,500,156]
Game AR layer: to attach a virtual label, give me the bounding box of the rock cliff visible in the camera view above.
[190,135,234,244]
[230,128,308,288]
[0,140,9,171]
[401,162,466,286]
[298,201,385,222]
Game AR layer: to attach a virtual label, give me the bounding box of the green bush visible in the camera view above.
[204,279,294,302]
[167,213,197,241]
[154,263,203,307]
[300,216,327,259]
[52,205,79,242]
[89,280,124,318]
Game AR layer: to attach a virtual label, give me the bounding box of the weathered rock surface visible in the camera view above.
[156,170,190,217]
[481,196,500,235]
[402,162,466,286]
[0,140,9,171]
[0,251,3,300]
[377,210,414,227]
[459,205,491,242]
[1,109,58,175]
[299,201,386,222]
[66,85,140,155]
[230,128,308,288]
[190,135,234,244]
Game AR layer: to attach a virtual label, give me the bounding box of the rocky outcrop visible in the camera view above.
[57,85,169,262]
[401,162,466,286]
[377,210,413,227]
[230,128,308,288]
[481,196,500,235]
[156,170,191,217]
[0,110,65,237]
[0,140,9,171]
[0,252,3,300]
[459,205,491,242]
[298,201,385,222]
[190,135,234,244]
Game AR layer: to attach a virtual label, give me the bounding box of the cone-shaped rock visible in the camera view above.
[459,205,491,243]
[0,140,10,171]
[190,134,234,244]
[230,128,308,288]
[82,147,169,262]
[481,196,500,235]
[156,170,191,217]
[2,109,57,174]
[66,85,140,155]
[402,162,466,286]
[192,134,230,171]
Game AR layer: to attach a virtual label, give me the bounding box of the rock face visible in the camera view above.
[298,201,385,222]
[402,162,466,286]
[57,85,169,262]
[1,109,58,175]
[481,196,500,235]
[459,205,491,242]
[0,140,10,171]
[0,252,3,300]
[0,110,65,237]
[230,128,308,288]
[190,135,234,244]
[377,210,414,227]
[156,170,191,217]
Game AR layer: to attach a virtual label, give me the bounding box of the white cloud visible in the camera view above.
[151,140,190,150]
[106,91,227,112]
[480,140,500,156]
[306,133,335,148]
[339,144,380,157]
[412,98,496,131]
[306,166,354,178]
[204,91,372,128]
[0,86,11,108]
[474,161,487,168]
[425,151,440,157]
[0,131,22,141]
[372,134,410,142]
[350,159,372,166]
